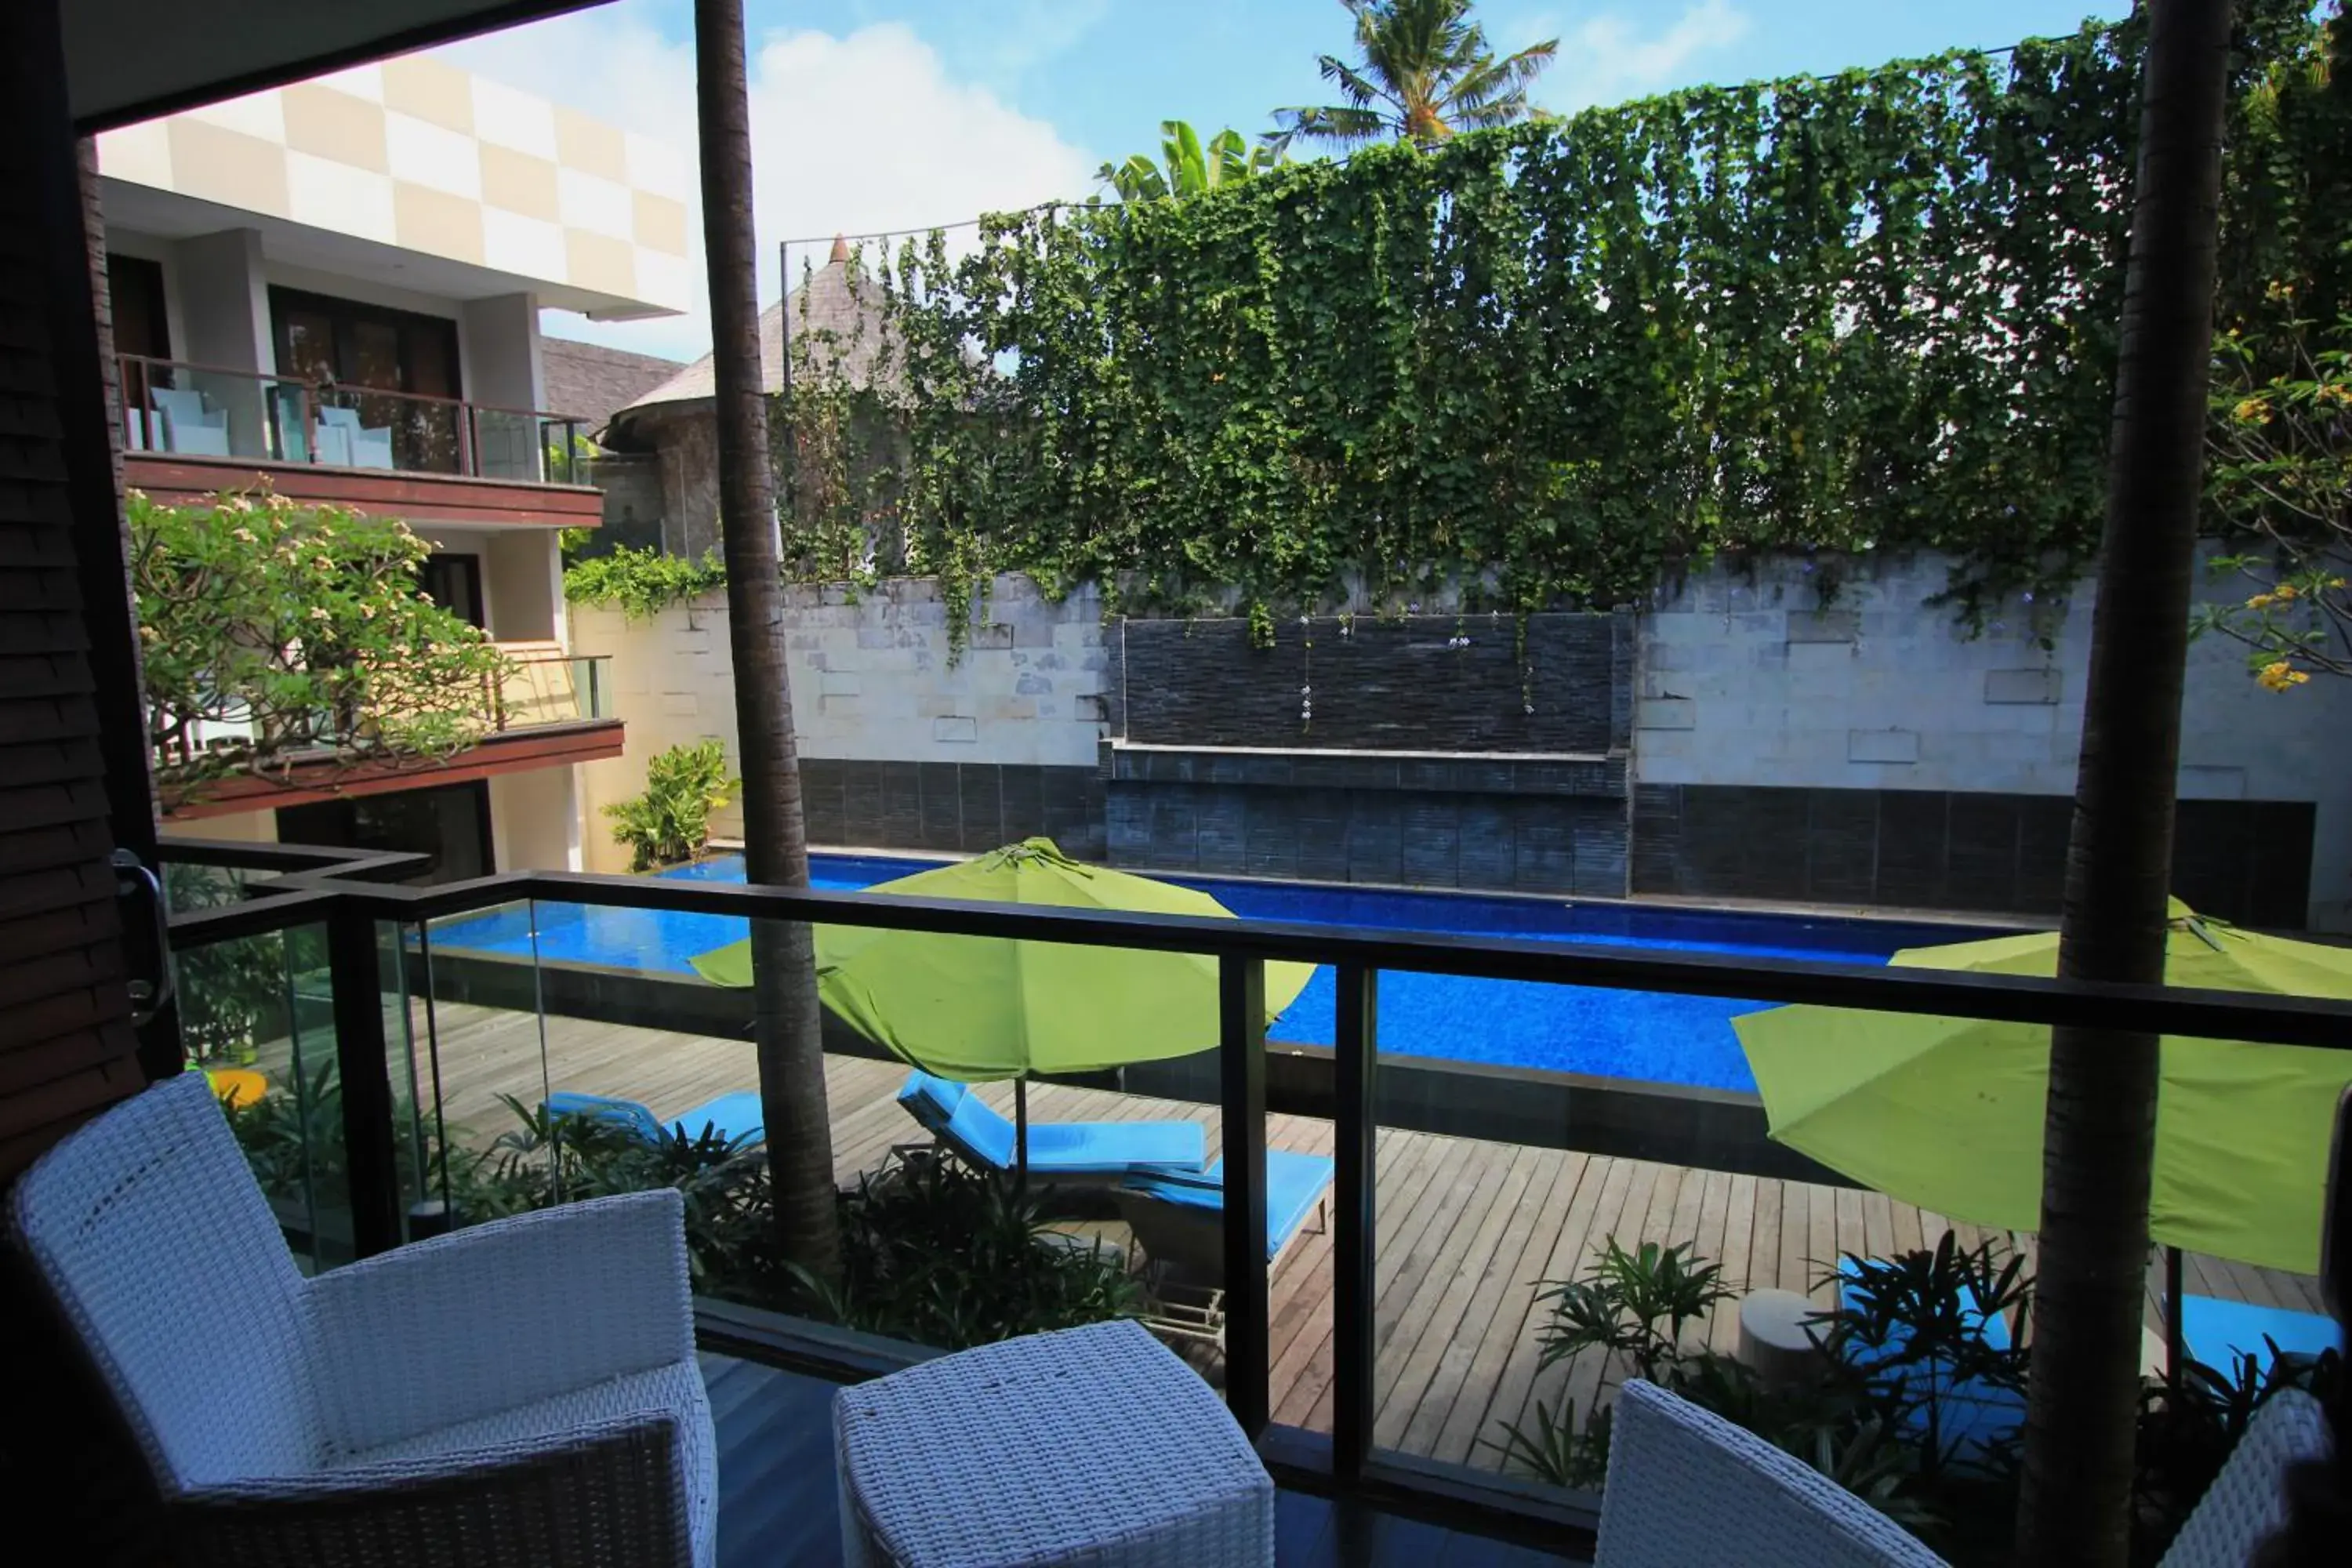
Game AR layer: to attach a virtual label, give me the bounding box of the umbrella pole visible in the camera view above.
[2164,1244,2186,1384]
[1015,1077,1029,1201]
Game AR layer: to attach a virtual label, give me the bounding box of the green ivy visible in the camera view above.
[563,544,728,620]
[757,7,2347,648]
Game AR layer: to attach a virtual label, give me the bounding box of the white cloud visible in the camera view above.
[432,7,1095,361]
[1534,1,1754,114]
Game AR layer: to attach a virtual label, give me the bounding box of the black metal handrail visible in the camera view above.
[154,840,2352,1537]
[166,860,2352,1049]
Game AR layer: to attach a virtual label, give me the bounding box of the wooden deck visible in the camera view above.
[400,1002,2327,1479]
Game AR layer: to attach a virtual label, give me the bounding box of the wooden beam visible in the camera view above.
[123,452,604,527]
[161,720,625,818]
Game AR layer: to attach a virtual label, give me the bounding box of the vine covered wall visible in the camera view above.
[750,5,2347,644]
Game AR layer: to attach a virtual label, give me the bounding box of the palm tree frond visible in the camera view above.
[1270,103,1394,150]
[1308,1,1558,147]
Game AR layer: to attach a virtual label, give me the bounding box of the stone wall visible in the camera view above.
[574,553,2352,927]
[570,575,1109,873]
[1635,551,2352,929]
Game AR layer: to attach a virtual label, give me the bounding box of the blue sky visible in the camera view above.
[441,1,2125,359]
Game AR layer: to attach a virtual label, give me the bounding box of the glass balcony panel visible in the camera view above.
[491,652,612,730]
[472,408,543,482]
[403,902,556,1232]
[172,920,345,1272]
[123,357,310,463]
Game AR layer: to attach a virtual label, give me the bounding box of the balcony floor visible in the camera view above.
[407,1004,2327,1482]
[700,1351,1574,1566]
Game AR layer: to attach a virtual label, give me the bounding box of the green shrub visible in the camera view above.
[603,739,739,870]
[563,545,728,619]
[777,1152,1142,1349]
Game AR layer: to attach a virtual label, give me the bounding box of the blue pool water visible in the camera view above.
[430,855,1994,1092]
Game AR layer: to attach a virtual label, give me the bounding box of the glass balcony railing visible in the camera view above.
[120,354,590,486]
[489,648,612,731]
[156,840,2352,1558]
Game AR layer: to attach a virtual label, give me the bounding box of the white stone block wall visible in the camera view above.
[1637,551,2352,929]
[570,574,1110,874]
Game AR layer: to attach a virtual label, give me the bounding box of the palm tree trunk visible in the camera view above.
[693,0,840,1281]
[2015,3,2234,1562]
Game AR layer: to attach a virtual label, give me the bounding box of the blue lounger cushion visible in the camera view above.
[896,1070,1208,1174]
[2182,1294,2342,1370]
[546,1089,765,1148]
[1119,1149,1336,1261]
[1835,1262,2022,1468]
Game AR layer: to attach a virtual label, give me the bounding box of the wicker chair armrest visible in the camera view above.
[169,1411,689,1568]
[1596,1379,1947,1567]
[307,1190,693,1452]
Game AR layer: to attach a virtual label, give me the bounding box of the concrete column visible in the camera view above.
[169,228,274,457]
[484,531,559,643]
[459,292,545,480]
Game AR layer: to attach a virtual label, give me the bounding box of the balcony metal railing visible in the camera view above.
[155,839,2352,1548]
[119,354,591,486]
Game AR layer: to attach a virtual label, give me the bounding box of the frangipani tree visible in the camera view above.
[2196,310,2352,689]
[130,486,510,807]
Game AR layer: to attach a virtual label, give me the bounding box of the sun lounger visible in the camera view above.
[1115,1149,1335,1277]
[896,1070,1208,1177]
[2180,1293,2341,1371]
[1836,1261,2024,1472]
[546,1088,764,1148]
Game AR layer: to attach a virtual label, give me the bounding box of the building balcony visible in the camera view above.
[160,644,620,819]
[118,354,604,528]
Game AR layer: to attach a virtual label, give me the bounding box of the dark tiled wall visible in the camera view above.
[1633,784,2316,927]
[799,759,1105,859]
[1117,612,1633,753]
[1108,783,1628,895]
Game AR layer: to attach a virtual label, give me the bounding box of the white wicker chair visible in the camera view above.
[7,1072,715,1568]
[1596,1379,1948,1567]
[2157,1388,2332,1567]
[1598,1377,2337,1567]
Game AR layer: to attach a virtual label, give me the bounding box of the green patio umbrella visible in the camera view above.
[1733,901,2352,1277]
[690,838,1317,1172]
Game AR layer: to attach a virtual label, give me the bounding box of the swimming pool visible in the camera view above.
[430,854,1999,1092]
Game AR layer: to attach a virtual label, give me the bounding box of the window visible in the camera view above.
[419,554,485,630]
[270,287,465,473]
[107,254,171,359]
[278,782,495,886]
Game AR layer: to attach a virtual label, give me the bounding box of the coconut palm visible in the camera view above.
[691,0,840,1281]
[2014,2,2238,1562]
[1098,121,1283,202]
[1269,0,1557,151]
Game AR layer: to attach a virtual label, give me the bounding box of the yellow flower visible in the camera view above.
[2323,384,2352,407]
[2328,578,2347,591]
[2274,582,2299,601]
[2232,396,2270,423]
[2245,592,2276,610]
[2257,661,2310,692]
